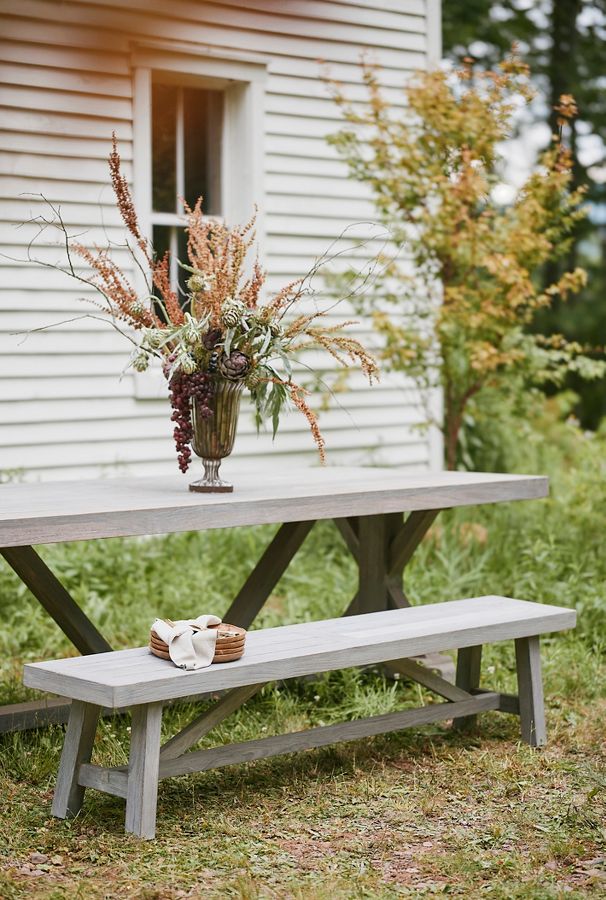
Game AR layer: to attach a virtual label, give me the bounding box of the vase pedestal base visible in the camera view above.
[189,482,233,494]
[188,458,233,493]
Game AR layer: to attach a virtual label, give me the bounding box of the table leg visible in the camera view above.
[1,546,112,655]
[338,510,453,681]
[1,545,114,732]
[223,520,316,629]
[340,509,442,616]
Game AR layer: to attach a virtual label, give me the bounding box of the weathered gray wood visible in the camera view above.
[1,546,112,655]
[389,657,470,702]
[355,514,389,614]
[515,636,546,747]
[0,468,549,548]
[333,517,360,561]
[125,702,163,839]
[475,690,520,714]
[52,700,100,818]
[0,697,72,732]
[159,683,264,761]
[223,520,315,629]
[346,513,403,616]
[78,763,128,799]
[382,652,456,684]
[158,693,503,779]
[453,645,483,732]
[344,509,434,620]
[24,598,576,709]
[389,509,441,575]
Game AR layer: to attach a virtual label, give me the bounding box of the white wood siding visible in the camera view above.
[0,0,442,482]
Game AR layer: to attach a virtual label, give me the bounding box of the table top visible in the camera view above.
[0,467,548,547]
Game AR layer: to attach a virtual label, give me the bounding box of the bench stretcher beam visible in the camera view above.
[75,689,508,835]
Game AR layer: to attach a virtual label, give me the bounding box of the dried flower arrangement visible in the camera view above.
[36,137,379,473]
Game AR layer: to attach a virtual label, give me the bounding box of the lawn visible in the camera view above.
[1,421,605,898]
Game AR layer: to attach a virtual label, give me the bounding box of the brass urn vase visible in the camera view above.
[189,378,244,493]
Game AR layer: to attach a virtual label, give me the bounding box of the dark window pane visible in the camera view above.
[184,87,223,215]
[152,82,177,213]
[152,226,190,314]
[152,225,172,321]
[152,223,171,263]
[177,227,190,311]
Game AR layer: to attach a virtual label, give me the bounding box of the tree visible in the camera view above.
[444,1,606,427]
[329,56,603,469]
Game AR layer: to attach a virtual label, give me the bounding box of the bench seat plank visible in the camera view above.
[24,597,575,708]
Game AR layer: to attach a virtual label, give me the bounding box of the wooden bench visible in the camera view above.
[24,596,575,839]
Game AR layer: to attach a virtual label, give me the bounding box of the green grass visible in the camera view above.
[1,422,605,898]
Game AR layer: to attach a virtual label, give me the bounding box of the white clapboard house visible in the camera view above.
[0,0,442,482]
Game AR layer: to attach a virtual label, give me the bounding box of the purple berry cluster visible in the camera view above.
[169,371,213,473]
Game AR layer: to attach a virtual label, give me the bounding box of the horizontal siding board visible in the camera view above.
[0,84,132,119]
[0,39,131,75]
[263,55,426,84]
[268,75,404,106]
[265,114,349,141]
[267,173,372,199]
[0,107,133,140]
[267,194,374,219]
[0,152,132,182]
[0,354,129,377]
[0,233,133,256]
[0,376,135,400]
[0,133,132,163]
[0,176,116,202]
[0,62,131,97]
[0,198,123,228]
[265,92,405,121]
[0,17,132,54]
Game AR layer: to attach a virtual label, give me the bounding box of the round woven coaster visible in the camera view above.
[211,623,246,639]
[149,642,244,663]
[149,633,245,652]
[211,648,244,663]
[149,643,171,660]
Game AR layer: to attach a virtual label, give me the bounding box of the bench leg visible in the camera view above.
[452,645,482,732]
[52,700,100,819]
[515,637,546,747]
[125,702,163,839]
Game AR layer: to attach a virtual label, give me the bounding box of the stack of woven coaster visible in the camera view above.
[149,616,246,669]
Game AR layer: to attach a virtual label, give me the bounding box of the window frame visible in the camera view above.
[149,77,225,290]
[131,43,267,399]
[132,44,267,276]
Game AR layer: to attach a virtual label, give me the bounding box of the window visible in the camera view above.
[131,47,266,398]
[151,79,224,296]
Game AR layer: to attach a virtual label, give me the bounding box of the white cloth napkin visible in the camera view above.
[152,614,222,670]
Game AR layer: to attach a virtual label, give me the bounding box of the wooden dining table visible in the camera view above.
[0,466,548,732]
